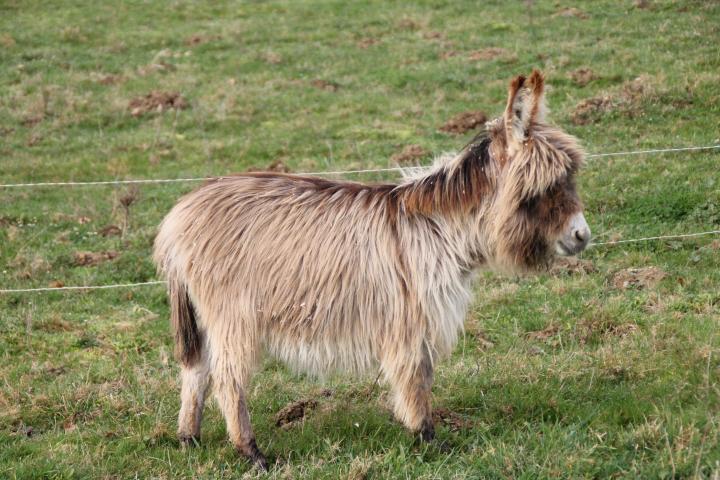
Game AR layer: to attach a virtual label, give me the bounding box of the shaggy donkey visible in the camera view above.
[153,70,590,470]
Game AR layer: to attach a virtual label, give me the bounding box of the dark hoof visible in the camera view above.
[239,439,269,472]
[179,434,200,448]
[419,418,435,443]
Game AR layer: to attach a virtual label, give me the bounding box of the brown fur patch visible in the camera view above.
[171,282,201,366]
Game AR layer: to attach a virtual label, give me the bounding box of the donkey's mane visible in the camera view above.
[208,133,493,218]
[394,133,492,215]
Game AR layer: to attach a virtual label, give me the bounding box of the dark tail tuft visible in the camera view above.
[170,280,201,366]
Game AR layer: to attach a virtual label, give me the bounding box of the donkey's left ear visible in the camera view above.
[504,69,546,148]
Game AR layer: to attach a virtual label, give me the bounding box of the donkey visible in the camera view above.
[153,70,590,470]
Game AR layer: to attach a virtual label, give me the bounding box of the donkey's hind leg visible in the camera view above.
[382,342,435,442]
[178,344,211,446]
[210,327,268,470]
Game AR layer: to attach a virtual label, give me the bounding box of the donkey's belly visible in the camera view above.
[262,318,379,378]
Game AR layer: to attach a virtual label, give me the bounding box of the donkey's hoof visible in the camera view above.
[253,454,269,472]
[178,434,200,448]
[238,440,269,472]
[419,419,435,443]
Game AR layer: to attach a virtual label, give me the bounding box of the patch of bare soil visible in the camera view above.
[357,37,380,49]
[74,251,119,267]
[128,92,188,117]
[526,324,560,342]
[439,110,487,135]
[569,67,596,87]
[578,317,639,344]
[98,225,122,237]
[634,0,651,9]
[48,280,65,288]
[433,407,473,432]
[423,31,444,40]
[571,96,613,125]
[554,7,589,19]
[612,266,666,290]
[391,144,428,165]
[397,18,422,31]
[185,34,219,46]
[439,50,458,60]
[310,79,339,92]
[260,51,282,65]
[247,159,292,173]
[275,399,318,428]
[550,257,596,275]
[136,61,176,76]
[572,75,655,125]
[468,48,507,61]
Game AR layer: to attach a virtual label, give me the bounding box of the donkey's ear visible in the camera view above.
[504,70,546,149]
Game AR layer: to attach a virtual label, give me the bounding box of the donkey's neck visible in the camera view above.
[391,136,497,270]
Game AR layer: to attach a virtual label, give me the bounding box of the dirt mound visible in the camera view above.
[612,266,666,289]
[468,48,507,61]
[129,92,188,117]
[571,96,613,125]
[572,75,655,125]
[433,407,473,431]
[526,324,560,342]
[550,257,596,275]
[98,225,122,237]
[391,144,428,165]
[310,79,339,92]
[247,160,291,173]
[569,67,596,87]
[439,111,487,134]
[554,7,589,19]
[357,37,380,49]
[275,390,331,429]
[74,251,119,266]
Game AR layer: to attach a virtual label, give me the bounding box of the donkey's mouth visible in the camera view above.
[555,240,579,257]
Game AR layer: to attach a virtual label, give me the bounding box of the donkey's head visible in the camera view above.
[485,70,590,271]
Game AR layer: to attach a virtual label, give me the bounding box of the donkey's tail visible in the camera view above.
[169,278,201,367]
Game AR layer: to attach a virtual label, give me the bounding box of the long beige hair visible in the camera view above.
[153,70,587,467]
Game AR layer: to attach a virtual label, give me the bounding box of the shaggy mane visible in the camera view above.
[395,133,492,216]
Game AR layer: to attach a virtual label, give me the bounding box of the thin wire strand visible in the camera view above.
[586,144,720,158]
[1,229,718,294]
[0,280,166,294]
[1,144,718,188]
[590,229,720,246]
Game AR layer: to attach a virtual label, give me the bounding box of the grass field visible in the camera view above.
[2,0,720,478]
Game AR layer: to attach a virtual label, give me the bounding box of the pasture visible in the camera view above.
[1,0,719,478]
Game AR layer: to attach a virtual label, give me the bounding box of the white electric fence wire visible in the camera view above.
[1,230,718,294]
[0,144,718,188]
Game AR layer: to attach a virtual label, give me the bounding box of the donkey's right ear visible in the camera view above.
[503,70,546,150]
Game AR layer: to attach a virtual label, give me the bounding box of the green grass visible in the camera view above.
[2,0,720,477]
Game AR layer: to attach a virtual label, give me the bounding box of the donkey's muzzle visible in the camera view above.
[555,212,591,256]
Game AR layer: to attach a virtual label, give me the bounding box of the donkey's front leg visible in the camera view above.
[384,343,435,442]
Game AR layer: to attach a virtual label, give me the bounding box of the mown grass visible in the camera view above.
[1,0,720,478]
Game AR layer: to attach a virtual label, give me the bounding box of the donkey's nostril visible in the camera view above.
[573,228,590,245]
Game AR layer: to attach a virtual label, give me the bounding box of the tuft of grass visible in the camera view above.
[2,0,720,478]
